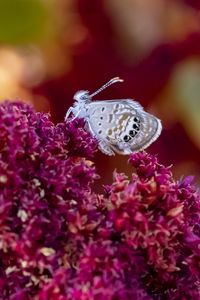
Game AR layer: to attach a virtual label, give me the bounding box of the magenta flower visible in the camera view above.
[0,102,199,300]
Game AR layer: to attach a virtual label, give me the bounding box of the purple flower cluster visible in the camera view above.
[0,102,199,300]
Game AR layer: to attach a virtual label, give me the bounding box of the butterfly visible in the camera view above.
[65,77,162,155]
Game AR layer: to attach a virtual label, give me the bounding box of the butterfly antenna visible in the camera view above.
[90,77,124,97]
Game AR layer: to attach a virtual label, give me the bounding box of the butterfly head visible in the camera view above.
[73,77,123,103]
[73,90,91,103]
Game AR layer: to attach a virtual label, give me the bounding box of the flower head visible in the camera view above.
[0,102,199,299]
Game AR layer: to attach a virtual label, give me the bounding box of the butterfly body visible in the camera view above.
[65,78,162,155]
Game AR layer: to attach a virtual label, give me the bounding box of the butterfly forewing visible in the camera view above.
[86,99,162,155]
[86,100,138,139]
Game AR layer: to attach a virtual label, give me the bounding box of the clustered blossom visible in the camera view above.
[0,102,199,300]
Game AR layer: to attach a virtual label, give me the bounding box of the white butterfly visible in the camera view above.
[65,77,162,156]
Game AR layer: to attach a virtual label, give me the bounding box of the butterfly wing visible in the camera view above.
[85,99,162,155]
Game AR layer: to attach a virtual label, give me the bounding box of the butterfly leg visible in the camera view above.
[65,107,73,121]
[98,140,115,156]
[86,120,115,156]
[65,108,82,122]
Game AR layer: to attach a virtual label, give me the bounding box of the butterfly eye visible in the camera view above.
[133,123,140,131]
[123,135,131,142]
[129,130,136,137]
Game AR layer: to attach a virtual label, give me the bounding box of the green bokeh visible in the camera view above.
[0,0,49,44]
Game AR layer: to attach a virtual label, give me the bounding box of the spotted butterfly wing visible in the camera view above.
[85,99,162,155]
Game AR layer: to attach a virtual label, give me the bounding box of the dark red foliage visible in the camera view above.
[0,102,199,299]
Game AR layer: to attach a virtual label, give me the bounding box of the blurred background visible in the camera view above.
[1,0,200,185]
